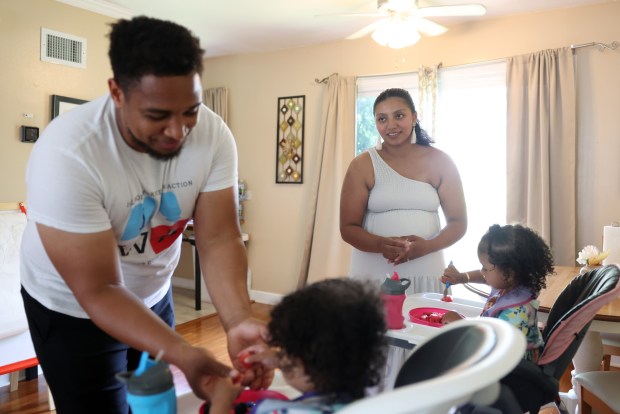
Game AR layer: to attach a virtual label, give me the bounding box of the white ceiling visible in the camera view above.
[58,0,614,58]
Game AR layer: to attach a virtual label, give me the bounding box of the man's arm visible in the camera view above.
[193,188,272,388]
[36,224,233,399]
[193,188,252,330]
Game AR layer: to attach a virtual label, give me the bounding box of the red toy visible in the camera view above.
[238,351,254,369]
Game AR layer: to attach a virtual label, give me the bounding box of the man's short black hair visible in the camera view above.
[108,16,204,92]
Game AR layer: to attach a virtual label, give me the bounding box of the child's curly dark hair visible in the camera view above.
[478,224,555,293]
[267,278,387,400]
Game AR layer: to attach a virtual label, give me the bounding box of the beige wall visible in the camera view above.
[202,2,620,296]
[2,1,619,299]
[0,0,114,201]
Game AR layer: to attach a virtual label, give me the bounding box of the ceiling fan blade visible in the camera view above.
[417,4,487,17]
[314,12,385,18]
[346,20,383,40]
[408,16,447,37]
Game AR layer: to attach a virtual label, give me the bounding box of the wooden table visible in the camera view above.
[537,266,620,323]
[536,265,620,414]
[181,224,249,310]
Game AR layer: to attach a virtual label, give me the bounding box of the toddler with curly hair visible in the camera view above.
[204,278,387,413]
[441,224,555,363]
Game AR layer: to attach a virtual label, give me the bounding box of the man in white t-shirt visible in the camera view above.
[20,16,269,413]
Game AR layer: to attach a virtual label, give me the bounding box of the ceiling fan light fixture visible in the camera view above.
[371,19,421,49]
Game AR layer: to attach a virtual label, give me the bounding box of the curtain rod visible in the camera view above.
[314,72,337,84]
[320,41,616,83]
[571,41,618,52]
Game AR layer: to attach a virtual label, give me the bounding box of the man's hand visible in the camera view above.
[227,318,274,389]
[175,343,237,401]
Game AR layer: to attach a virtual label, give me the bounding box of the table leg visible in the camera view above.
[193,242,201,311]
[559,330,603,414]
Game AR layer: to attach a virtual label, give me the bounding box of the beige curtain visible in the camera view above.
[297,74,356,288]
[204,87,228,123]
[506,47,576,265]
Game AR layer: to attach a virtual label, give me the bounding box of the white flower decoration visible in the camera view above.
[576,245,609,266]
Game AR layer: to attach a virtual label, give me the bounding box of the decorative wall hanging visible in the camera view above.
[276,95,305,184]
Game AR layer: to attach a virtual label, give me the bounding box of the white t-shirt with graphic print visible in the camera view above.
[21,94,237,319]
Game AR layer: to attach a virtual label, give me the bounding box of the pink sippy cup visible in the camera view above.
[381,272,411,330]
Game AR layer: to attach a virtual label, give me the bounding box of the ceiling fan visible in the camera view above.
[339,0,487,49]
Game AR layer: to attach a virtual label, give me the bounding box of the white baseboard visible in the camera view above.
[250,290,283,305]
[172,276,283,306]
[171,276,194,290]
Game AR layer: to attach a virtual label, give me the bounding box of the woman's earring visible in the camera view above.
[411,127,417,144]
[376,136,383,150]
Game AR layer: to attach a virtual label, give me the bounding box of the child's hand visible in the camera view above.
[237,345,280,370]
[441,311,464,325]
[203,376,243,414]
[234,345,278,388]
[441,262,462,285]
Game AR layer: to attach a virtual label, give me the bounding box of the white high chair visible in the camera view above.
[337,318,526,414]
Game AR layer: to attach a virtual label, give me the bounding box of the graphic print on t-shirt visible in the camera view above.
[121,191,189,255]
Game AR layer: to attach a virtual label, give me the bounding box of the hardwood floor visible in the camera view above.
[0,302,272,414]
[172,287,217,325]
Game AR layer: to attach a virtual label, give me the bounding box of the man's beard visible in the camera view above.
[126,128,183,161]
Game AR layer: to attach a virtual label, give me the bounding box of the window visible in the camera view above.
[355,61,506,299]
[356,72,418,156]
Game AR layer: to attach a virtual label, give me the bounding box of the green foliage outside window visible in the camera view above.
[355,97,378,156]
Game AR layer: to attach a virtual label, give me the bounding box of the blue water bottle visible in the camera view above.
[116,351,177,414]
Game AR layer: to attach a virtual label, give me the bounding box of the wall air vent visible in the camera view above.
[40,28,87,69]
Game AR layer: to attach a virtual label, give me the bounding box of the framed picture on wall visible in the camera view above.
[51,94,88,120]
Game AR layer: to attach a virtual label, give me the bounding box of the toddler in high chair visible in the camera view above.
[202,278,387,413]
[441,224,555,363]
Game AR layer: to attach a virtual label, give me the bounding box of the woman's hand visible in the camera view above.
[382,237,411,264]
[389,235,428,265]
